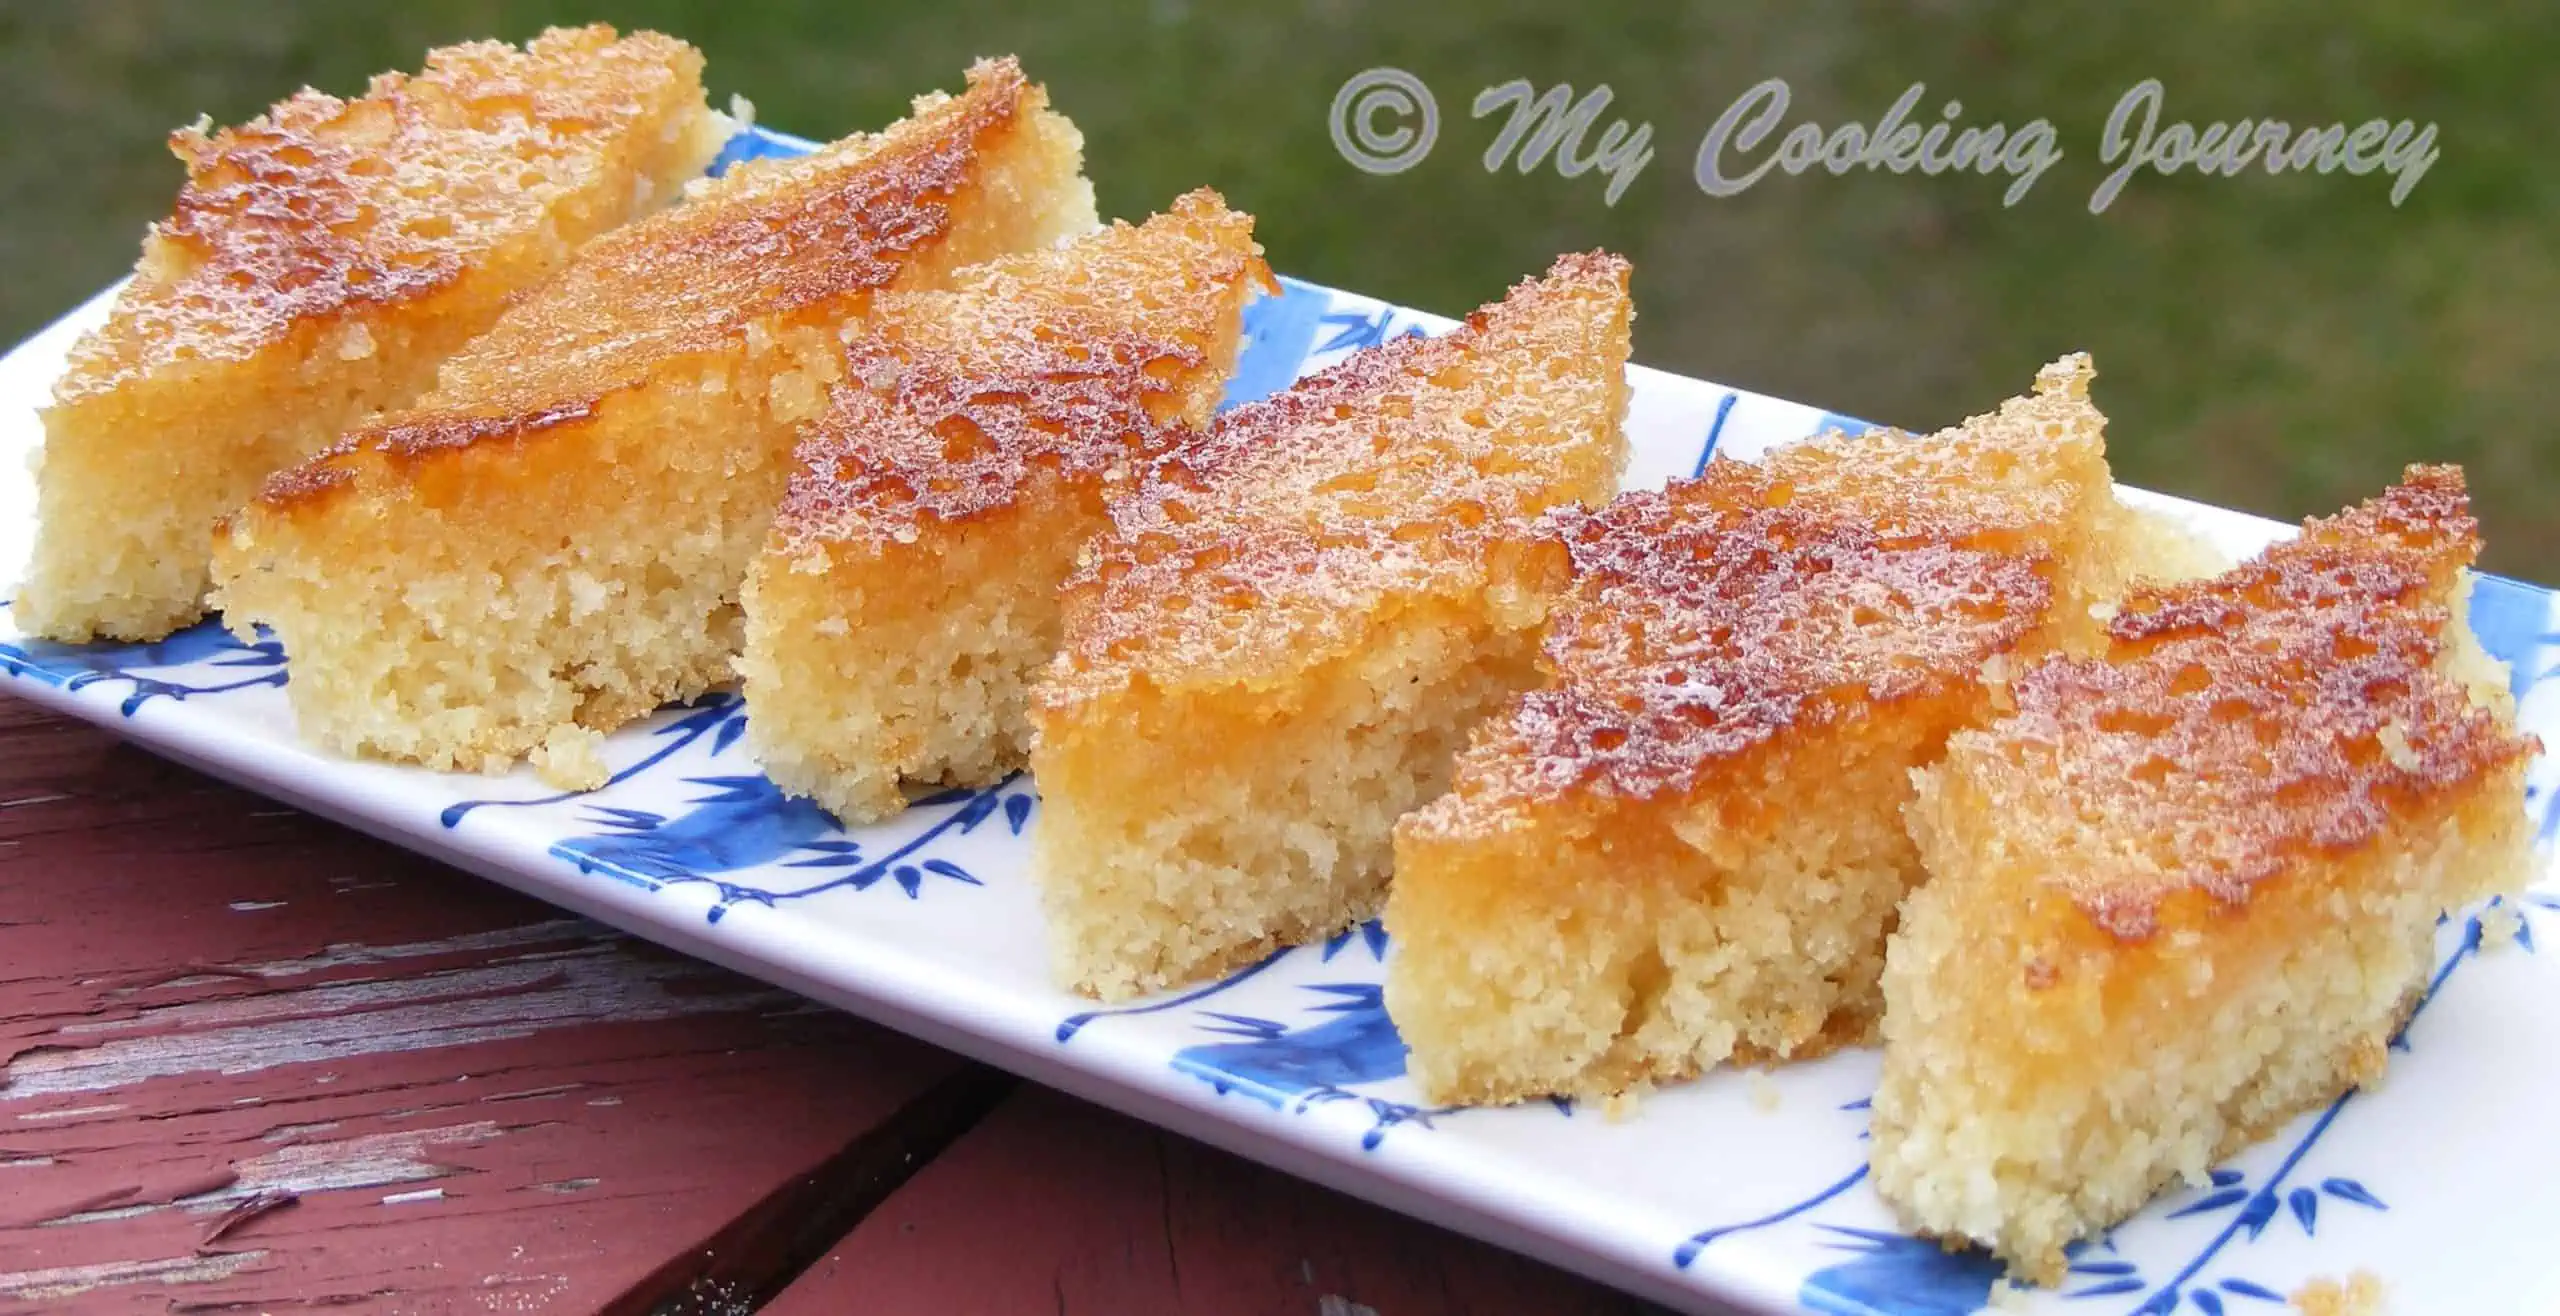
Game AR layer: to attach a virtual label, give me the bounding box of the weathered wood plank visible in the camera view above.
[767,1084,1697,1316]
[0,695,976,1313]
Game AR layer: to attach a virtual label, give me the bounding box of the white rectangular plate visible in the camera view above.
[8,126,2559,1316]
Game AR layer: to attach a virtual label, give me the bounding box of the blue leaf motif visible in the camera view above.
[2192,1289,2226,1316]
[2320,1178,2386,1210]
[920,858,978,885]
[1794,1227,2000,1316]
[2220,1278,2285,1302]
[1198,1012,1286,1041]
[710,709,749,757]
[1004,792,1033,835]
[2065,1277,2143,1298]
[1171,984,1410,1108]
[2237,1189,2280,1239]
[891,864,924,898]
[2168,1186,2249,1219]
[2288,1187,2319,1234]
[2135,1290,2183,1316]
[2210,1167,2245,1188]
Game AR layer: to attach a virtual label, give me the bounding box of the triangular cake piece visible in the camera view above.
[1028,253,1633,1000]
[1384,357,2197,1104]
[1874,466,2537,1284]
[211,58,1096,786]
[17,25,728,642]
[737,189,1269,823]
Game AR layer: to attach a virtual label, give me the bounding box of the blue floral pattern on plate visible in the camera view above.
[4,123,2555,1315]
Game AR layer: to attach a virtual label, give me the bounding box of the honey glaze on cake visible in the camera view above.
[1048,517,1567,703]
[1115,250,1633,540]
[773,336,1185,554]
[1045,251,1632,701]
[433,56,1048,401]
[1408,475,2053,835]
[64,26,707,399]
[1990,466,2537,941]
[1753,354,2110,554]
[771,190,1271,556]
[248,56,1056,511]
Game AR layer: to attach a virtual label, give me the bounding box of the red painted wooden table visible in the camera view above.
[0,692,1698,1315]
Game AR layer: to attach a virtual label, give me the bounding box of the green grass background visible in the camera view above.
[3,2,2551,571]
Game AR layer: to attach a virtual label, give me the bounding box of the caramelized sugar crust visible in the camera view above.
[1119,250,1632,538]
[1749,355,2112,558]
[1984,465,2535,940]
[1403,384,2106,847]
[772,190,1270,557]
[1043,252,1634,704]
[1428,482,2054,820]
[254,57,1058,509]
[65,25,707,399]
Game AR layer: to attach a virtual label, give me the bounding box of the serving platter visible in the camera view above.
[7,125,2559,1315]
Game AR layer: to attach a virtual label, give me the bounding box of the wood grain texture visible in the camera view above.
[0,695,970,1314]
[3,692,1715,1315]
[766,1083,1697,1316]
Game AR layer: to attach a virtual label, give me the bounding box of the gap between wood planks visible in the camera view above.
[611,1065,1020,1316]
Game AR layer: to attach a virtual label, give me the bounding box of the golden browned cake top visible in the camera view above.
[1754,352,2113,557]
[1402,361,2126,836]
[769,190,1269,559]
[63,25,707,398]
[250,57,1051,509]
[1115,251,1633,541]
[1954,466,2536,940]
[1404,478,2052,832]
[1040,253,1633,702]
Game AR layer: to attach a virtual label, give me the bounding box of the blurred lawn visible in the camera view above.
[2,1,2551,571]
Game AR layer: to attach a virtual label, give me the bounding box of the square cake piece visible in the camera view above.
[738,190,1269,824]
[211,58,1096,786]
[1383,357,2205,1105]
[1873,466,2538,1284]
[1029,253,1633,1000]
[16,25,728,642]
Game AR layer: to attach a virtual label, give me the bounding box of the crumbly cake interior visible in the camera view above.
[1384,356,2201,1106]
[17,25,727,642]
[210,58,1097,785]
[1873,466,2538,1284]
[738,190,1268,823]
[1030,253,1634,1000]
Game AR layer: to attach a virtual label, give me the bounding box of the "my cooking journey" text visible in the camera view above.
[1326,69,2440,212]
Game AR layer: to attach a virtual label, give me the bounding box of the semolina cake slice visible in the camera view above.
[211,57,1097,786]
[1383,356,2195,1106]
[737,189,1270,824]
[1029,253,1633,1000]
[15,25,729,642]
[1873,465,2538,1285]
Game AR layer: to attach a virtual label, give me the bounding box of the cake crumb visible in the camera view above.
[1602,1089,1644,1122]
[2291,1269,2386,1315]
[1746,1069,1781,1113]
[2479,902,2524,952]
[532,726,611,792]
[1980,1278,2031,1312]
